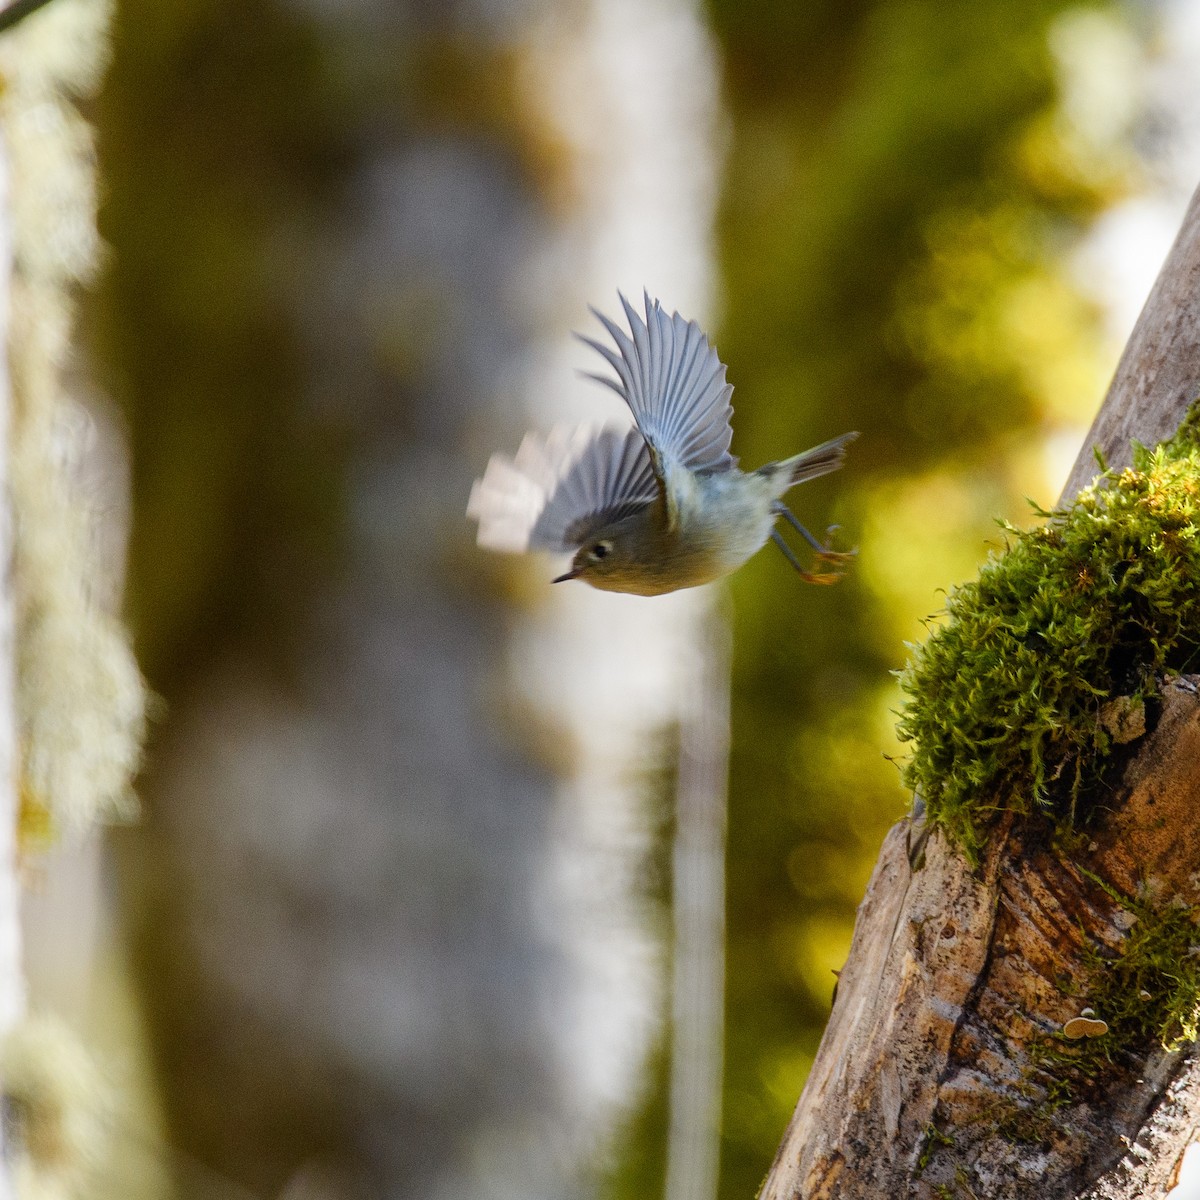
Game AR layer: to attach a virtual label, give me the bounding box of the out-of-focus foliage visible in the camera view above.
[607,2,1131,1197]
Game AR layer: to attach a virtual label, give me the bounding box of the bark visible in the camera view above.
[760,182,1200,1200]
[1061,184,1200,502]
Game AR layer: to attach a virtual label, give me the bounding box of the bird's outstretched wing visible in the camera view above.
[577,291,737,480]
[467,424,657,555]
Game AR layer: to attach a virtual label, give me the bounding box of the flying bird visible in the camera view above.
[467,292,857,596]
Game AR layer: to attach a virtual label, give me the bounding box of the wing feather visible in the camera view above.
[467,425,657,555]
[577,292,736,478]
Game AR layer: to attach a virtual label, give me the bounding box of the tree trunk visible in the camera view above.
[0,122,24,1200]
[760,182,1200,1200]
[99,2,728,1196]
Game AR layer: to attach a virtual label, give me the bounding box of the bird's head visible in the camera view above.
[554,534,627,588]
[552,512,690,597]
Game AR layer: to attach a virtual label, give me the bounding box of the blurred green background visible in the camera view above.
[79,0,1163,1196]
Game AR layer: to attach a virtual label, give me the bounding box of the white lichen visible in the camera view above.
[0,0,146,836]
[0,1015,111,1200]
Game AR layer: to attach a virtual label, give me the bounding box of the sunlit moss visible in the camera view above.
[897,414,1200,858]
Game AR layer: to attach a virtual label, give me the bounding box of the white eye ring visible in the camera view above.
[592,541,612,560]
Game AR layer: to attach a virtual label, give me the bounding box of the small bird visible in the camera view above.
[467,292,857,596]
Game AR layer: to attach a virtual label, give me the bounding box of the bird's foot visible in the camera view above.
[795,567,846,585]
[812,525,857,564]
[770,528,855,584]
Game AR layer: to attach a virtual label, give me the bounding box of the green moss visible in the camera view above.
[1076,879,1200,1053]
[916,1122,956,1172]
[897,416,1200,858]
[1165,402,1200,458]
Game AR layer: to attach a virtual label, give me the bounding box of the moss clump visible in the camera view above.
[897,421,1200,858]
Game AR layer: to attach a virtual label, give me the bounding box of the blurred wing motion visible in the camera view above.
[467,424,657,554]
[577,291,737,479]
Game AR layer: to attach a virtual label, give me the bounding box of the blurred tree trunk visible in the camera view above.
[96,2,727,1197]
[666,614,730,1200]
[0,125,23,1200]
[760,184,1200,1200]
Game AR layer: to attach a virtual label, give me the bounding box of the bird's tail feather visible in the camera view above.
[768,431,859,492]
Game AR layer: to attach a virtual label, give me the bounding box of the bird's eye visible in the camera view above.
[592,542,611,559]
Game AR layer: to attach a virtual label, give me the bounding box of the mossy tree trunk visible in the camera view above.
[760,184,1200,1200]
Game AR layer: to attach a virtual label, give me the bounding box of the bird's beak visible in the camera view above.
[553,567,581,583]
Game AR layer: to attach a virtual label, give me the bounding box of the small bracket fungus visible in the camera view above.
[1062,1008,1109,1040]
